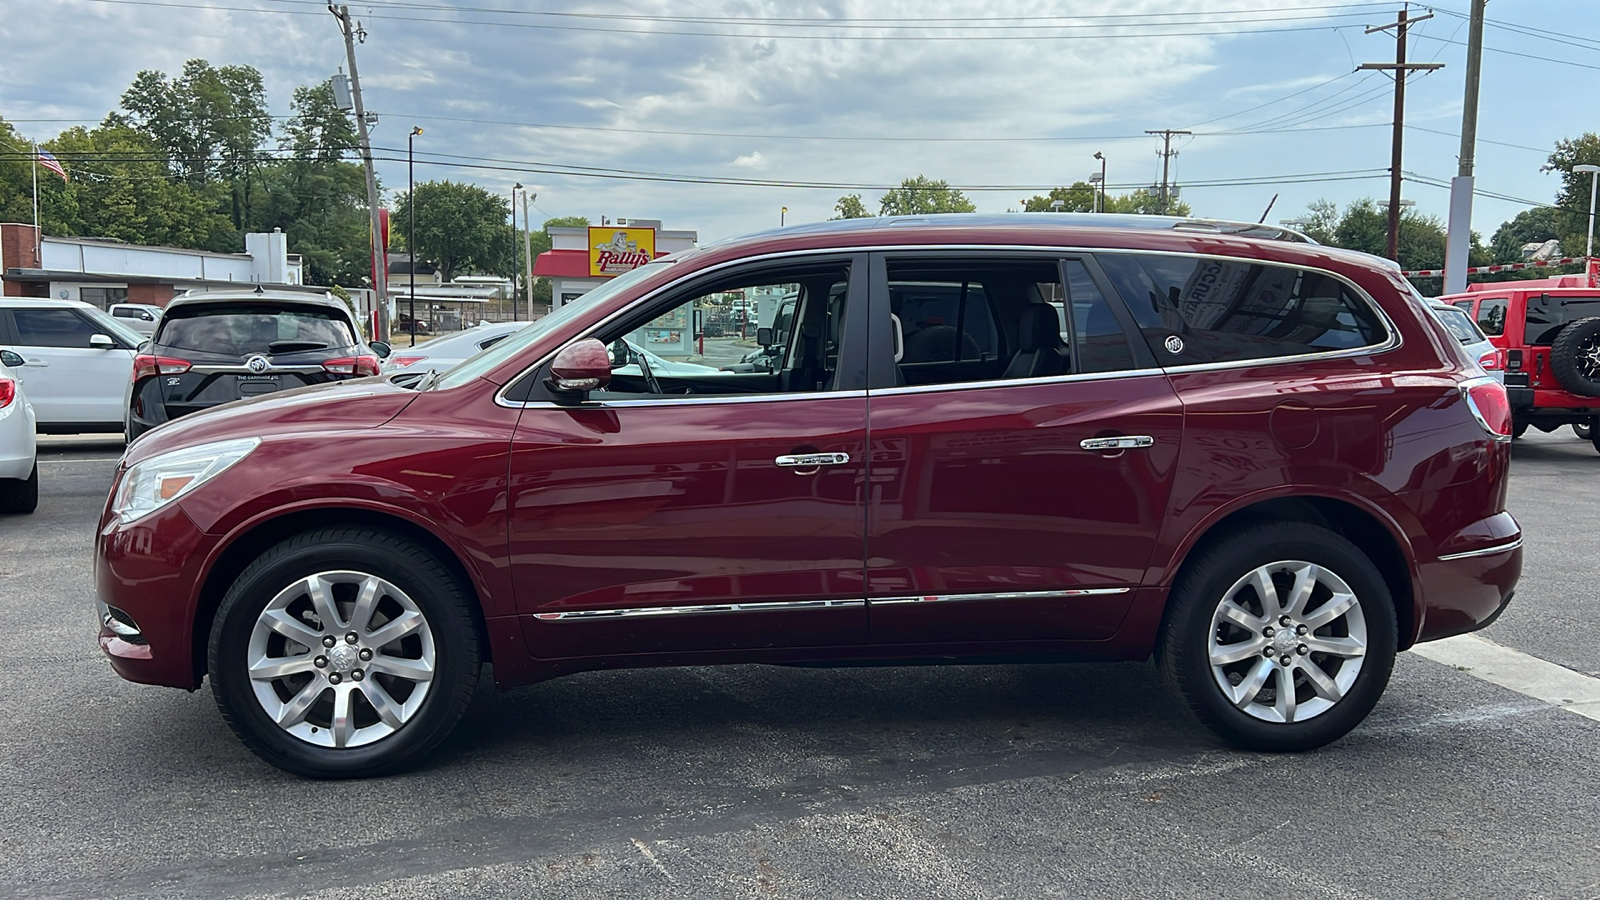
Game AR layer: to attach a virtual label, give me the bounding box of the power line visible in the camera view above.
[1181,70,1357,130]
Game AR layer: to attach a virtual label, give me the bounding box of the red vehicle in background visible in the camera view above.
[96,215,1521,778]
[1438,274,1600,450]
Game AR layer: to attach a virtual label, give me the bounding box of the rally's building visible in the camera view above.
[531,219,698,307]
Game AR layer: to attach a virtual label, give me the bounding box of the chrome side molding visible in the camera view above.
[532,598,865,621]
[1437,538,1522,561]
[871,588,1131,606]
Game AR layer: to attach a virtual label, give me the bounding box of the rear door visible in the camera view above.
[862,252,1183,645]
[0,306,137,427]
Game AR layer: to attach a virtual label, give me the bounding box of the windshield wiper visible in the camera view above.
[268,340,330,353]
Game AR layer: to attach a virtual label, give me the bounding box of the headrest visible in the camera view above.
[1018,303,1061,352]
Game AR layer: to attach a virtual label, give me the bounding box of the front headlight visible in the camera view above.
[112,437,261,523]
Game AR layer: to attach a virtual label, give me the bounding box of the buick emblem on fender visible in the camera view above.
[246,355,270,374]
[1164,334,1185,354]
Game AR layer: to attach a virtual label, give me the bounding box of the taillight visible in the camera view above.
[1478,349,1504,371]
[0,377,15,410]
[1462,378,1512,441]
[132,354,191,383]
[322,355,381,378]
[388,356,427,369]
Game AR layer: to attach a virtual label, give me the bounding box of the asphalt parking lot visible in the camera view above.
[2,432,1598,899]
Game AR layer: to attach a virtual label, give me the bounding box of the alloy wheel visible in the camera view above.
[1207,560,1368,724]
[246,570,436,748]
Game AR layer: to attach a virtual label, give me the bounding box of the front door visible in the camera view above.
[862,253,1183,645]
[508,255,872,659]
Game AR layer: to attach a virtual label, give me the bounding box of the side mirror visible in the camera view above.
[89,333,116,350]
[369,340,392,359]
[548,338,612,396]
[137,340,152,353]
[0,350,23,368]
[756,327,774,347]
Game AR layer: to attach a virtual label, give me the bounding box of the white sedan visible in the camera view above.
[382,322,718,378]
[0,350,39,514]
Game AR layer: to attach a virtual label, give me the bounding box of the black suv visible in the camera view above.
[126,290,389,441]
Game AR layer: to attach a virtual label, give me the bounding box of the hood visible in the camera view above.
[124,376,420,466]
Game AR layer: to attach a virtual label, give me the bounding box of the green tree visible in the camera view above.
[1545,133,1600,257]
[392,180,513,282]
[831,194,871,219]
[257,79,370,285]
[1489,206,1563,263]
[115,59,272,233]
[1290,197,1491,292]
[0,118,40,224]
[877,176,976,215]
[1021,183,1097,212]
[45,123,229,248]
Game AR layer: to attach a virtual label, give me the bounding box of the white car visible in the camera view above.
[1429,301,1504,384]
[381,321,529,375]
[108,303,164,335]
[0,298,143,435]
[0,350,39,514]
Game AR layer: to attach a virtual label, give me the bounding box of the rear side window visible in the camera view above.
[887,278,1000,363]
[1523,294,1600,345]
[1097,253,1387,365]
[1063,260,1137,373]
[157,305,356,356]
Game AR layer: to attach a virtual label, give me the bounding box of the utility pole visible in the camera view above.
[521,190,535,321]
[1361,8,1443,262]
[1444,0,1487,294]
[331,4,389,341]
[1145,129,1190,214]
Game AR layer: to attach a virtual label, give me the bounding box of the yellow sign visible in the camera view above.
[588,226,657,277]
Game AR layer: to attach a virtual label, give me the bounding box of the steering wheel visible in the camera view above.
[633,348,663,394]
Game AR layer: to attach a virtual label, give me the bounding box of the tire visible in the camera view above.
[1574,422,1592,441]
[1512,420,1528,439]
[0,463,38,514]
[1159,522,1397,752]
[1548,316,1600,397]
[208,527,481,778]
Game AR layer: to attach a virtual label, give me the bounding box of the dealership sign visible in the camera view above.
[589,226,656,277]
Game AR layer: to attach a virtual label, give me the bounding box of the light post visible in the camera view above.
[407,126,422,347]
[511,182,523,322]
[781,206,787,227]
[1093,151,1106,213]
[1576,164,1600,259]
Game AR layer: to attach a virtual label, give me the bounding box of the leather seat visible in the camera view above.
[1003,302,1069,379]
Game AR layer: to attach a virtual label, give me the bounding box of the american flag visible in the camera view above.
[36,150,68,182]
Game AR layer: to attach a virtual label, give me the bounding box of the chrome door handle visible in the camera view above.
[775,452,851,468]
[1080,435,1154,451]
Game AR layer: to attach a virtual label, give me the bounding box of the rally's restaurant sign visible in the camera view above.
[589,226,657,277]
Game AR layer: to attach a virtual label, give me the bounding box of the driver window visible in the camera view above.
[597,265,852,398]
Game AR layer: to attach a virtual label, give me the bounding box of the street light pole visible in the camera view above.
[1577,165,1600,259]
[1094,151,1106,213]
[781,206,787,227]
[407,126,422,347]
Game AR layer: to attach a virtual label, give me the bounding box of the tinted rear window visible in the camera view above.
[157,305,355,356]
[1523,295,1600,345]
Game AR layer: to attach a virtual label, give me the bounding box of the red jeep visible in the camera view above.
[1439,275,1600,451]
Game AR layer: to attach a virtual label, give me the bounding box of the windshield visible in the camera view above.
[436,260,675,390]
[1433,307,1485,345]
[81,306,149,346]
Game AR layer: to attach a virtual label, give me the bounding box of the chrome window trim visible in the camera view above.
[1437,538,1522,562]
[532,598,865,621]
[494,243,1404,409]
[868,367,1165,398]
[870,588,1131,606]
[511,389,868,411]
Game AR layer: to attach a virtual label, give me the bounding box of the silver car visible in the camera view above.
[1429,301,1503,383]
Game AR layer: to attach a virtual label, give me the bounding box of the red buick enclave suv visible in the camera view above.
[96,215,1521,778]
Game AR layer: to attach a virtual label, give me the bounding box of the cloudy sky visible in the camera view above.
[2,0,1596,248]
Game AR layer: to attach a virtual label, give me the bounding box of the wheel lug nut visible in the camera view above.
[1263,647,1275,657]
[328,673,342,685]
[358,648,372,661]
[314,656,328,668]
[322,635,336,648]
[1297,644,1309,655]
[345,632,359,645]
[1280,616,1292,626]
[1296,625,1308,636]
[1263,627,1275,638]
[1282,656,1293,666]
[351,669,364,681]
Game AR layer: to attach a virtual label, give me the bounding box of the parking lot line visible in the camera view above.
[1412,634,1600,723]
